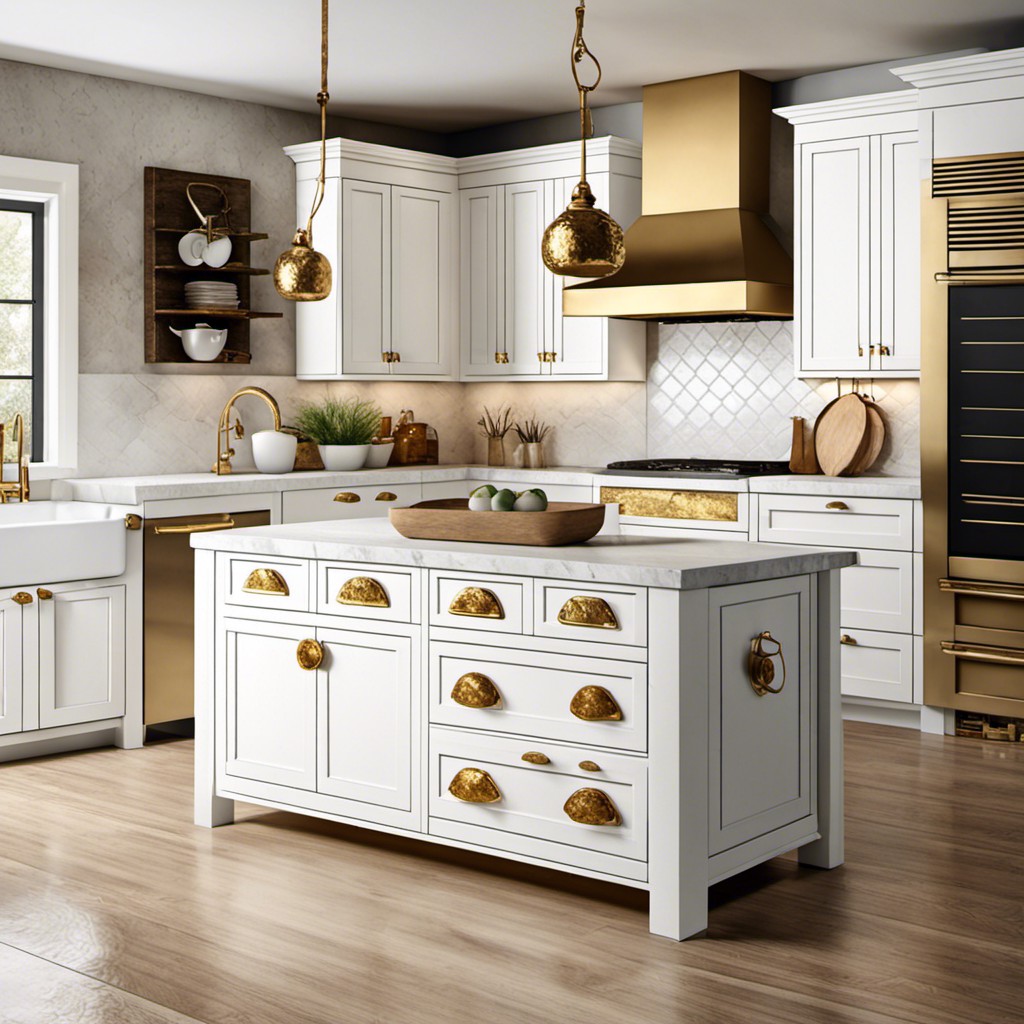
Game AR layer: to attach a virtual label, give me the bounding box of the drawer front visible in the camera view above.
[315,562,418,623]
[758,494,914,551]
[223,554,310,613]
[840,550,914,633]
[282,482,422,524]
[839,628,914,703]
[428,728,647,875]
[429,642,647,752]
[429,571,529,635]
[599,485,748,532]
[534,581,647,647]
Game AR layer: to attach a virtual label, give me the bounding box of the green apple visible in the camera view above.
[513,488,548,512]
[490,488,517,512]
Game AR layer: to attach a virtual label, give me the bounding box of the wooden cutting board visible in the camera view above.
[847,400,886,475]
[813,393,871,476]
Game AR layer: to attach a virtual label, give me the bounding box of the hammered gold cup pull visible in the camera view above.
[36,588,53,601]
[521,751,550,765]
[451,672,502,709]
[448,586,504,619]
[296,638,324,671]
[557,595,619,630]
[333,492,360,503]
[563,788,622,826]
[448,767,502,803]
[242,568,290,596]
[748,631,786,697]
[12,592,32,605]
[375,491,398,502]
[569,685,622,721]
[825,501,849,511]
[337,576,390,608]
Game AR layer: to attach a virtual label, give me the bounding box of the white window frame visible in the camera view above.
[0,155,78,479]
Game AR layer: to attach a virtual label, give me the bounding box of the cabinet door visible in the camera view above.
[38,583,125,730]
[391,185,454,376]
[798,138,871,375]
[460,186,505,376]
[504,180,549,375]
[877,131,920,374]
[341,179,392,375]
[223,619,316,790]
[295,174,342,378]
[0,593,23,736]
[317,624,416,823]
[839,628,914,703]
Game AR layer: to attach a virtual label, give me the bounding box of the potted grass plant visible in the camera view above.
[293,396,382,471]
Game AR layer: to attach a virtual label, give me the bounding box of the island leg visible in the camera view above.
[648,587,710,940]
[194,549,234,828]
[799,569,844,869]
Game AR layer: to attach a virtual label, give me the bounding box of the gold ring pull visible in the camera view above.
[242,568,290,596]
[448,767,501,803]
[521,751,550,765]
[375,491,397,502]
[825,501,849,511]
[12,592,32,605]
[748,631,786,697]
[840,634,858,646]
[578,760,601,772]
[296,638,324,671]
[451,672,502,709]
[448,586,504,619]
[333,492,361,503]
[557,595,619,630]
[36,588,53,601]
[337,576,390,608]
[569,685,622,721]
[563,788,621,826]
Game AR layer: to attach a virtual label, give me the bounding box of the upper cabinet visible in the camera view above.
[776,94,921,378]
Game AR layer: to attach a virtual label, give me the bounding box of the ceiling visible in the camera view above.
[1,0,1022,131]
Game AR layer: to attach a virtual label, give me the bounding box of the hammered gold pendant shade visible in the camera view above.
[541,183,625,278]
[274,229,332,302]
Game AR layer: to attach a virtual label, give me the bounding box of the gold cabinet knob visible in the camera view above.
[557,595,619,630]
[825,501,849,511]
[494,351,509,364]
[333,492,361,503]
[124,513,142,530]
[336,576,390,608]
[840,633,858,646]
[36,588,53,601]
[448,586,504,619]
[451,672,502,709]
[296,638,324,671]
[448,767,501,803]
[748,631,786,696]
[242,568,289,596]
[578,760,601,772]
[521,751,550,765]
[569,685,622,721]
[563,788,622,826]
[12,592,32,605]
[375,491,398,502]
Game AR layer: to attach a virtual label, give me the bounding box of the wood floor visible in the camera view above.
[0,722,1021,1024]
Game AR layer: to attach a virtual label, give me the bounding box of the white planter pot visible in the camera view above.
[364,441,395,469]
[318,444,370,471]
[251,430,297,474]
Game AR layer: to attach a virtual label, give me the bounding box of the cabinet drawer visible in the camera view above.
[534,580,646,647]
[428,728,647,880]
[315,562,418,623]
[840,550,914,633]
[223,554,309,613]
[758,494,914,551]
[839,628,914,703]
[429,642,647,752]
[429,571,530,634]
[282,482,421,524]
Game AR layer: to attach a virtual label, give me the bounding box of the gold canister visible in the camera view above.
[388,409,438,466]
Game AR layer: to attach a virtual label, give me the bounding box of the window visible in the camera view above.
[0,198,45,460]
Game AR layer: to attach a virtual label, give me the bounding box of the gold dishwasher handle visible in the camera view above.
[825,501,849,511]
[296,638,324,671]
[748,631,786,696]
[153,519,236,535]
[448,767,501,803]
[938,578,1024,602]
[334,492,361,503]
[563,788,622,826]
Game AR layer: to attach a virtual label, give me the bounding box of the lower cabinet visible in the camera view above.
[282,482,422,524]
[838,628,915,703]
[0,594,24,735]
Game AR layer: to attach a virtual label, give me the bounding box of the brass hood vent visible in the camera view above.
[563,71,792,322]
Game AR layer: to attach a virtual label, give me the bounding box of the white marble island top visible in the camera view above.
[191,517,855,590]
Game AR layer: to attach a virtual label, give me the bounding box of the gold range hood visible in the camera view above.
[563,71,792,322]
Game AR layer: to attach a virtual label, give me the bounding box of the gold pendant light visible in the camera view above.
[541,1,624,279]
[274,0,333,301]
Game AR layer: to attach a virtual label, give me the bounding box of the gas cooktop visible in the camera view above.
[599,458,791,479]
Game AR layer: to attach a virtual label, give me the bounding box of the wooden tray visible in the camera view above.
[389,499,607,546]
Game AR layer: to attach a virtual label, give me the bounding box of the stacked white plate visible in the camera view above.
[184,280,239,309]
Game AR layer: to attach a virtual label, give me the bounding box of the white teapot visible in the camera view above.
[170,323,228,362]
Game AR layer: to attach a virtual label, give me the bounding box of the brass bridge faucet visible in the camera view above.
[0,413,30,503]
[213,387,283,475]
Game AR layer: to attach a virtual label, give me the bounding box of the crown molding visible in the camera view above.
[456,136,641,174]
[892,47,1024,89]
[284,137,458,174]
[774,90,918,125]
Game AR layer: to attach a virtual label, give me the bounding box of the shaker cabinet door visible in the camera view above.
[295,174,342,378]
[0,593,24,736]
[504,180,550,375]
[460,185,506,376]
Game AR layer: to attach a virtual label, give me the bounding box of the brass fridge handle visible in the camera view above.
[153,519,236,535]
[938,578,1024,602]
[940,641,1024,666]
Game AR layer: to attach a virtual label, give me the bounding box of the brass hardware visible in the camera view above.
[213,387,282,475]
[333,492,361,503]
[825,501,849,511]
[557,595,619,630]
[563,788,622,826]
[941,641,1024,667]
[392,351,400,363]
[153,518,237,535]
[537,351,557,362]
[242,568,290,596]
[296,638,324,671]
[36,589,53,601]
[381,351,402,363]
[11,592,32,605]
[858,345,864,357]
[337,576,390,608]
[840,634,858,646]
[448,586,505,619]
[521,751,550,765]
[578,760,601,772]
[124,514,142,530]
[748,631,786,696]
[450,672,502,709]
[494,351,509,364]
[0,413,30,503]
[569,685,623,721]
[448,767,502,803]
[375,492,397,502]
[599,486,738,522]
[939,578,1024,602]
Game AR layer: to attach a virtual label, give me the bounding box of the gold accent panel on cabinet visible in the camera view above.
[569,685,623,721]
[557,596,619,630]
[600,486,739,522]
[563,788,622,826]
[336,576,390,608]
[296,638,324,671]
[448,586,505,619]
[242,568,290,596]
[450,672,502,709]
[448,767,502,803]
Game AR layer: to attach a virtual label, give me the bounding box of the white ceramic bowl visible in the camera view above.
[179,326,228,362]
[318,444,370,471]
[364,441,395,469]
[252,430,297,474]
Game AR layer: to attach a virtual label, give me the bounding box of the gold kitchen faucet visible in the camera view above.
[0,414,30,502]
[213,387,282,474]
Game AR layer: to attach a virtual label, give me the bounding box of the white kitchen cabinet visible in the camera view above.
[0,592,24,736]
[776,94,920,378]
[281,482,422,524]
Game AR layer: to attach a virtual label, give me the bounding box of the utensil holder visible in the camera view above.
[487,436,506,467]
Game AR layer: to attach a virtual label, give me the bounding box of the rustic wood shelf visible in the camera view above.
[154,227,270,241]
[156,309,283,319]
[155,265,271,276]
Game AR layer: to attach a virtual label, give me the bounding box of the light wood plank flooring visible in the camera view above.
[0,722,1021,1024]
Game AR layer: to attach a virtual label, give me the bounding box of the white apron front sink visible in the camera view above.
[0,501,127,588]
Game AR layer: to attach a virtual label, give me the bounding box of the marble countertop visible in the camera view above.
[190,517,855,590]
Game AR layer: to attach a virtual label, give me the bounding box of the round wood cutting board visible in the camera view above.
[847,400,886,475]
[813,392,870,476]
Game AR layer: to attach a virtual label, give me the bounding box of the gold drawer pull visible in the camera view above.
[840,634,858,646]
[537,350,556,362]
[242,568,290,596]
[451,672,502,709]
[521,751,550,765]
[448,767,501,803]
[748,631,786,696]
[825,501,849,511]
[578,760,601,772]
[375,491,398,502]
[36,588,53,601]
[337,576,390,608]
[333,492,361,503]
[449,586,504,619]
[563,788,621,826]
[940,641,1024,666]
[569,685,622,721]
[557,596,619,630]
[938,578,1024,602]
[12,592,32,605]
[296,638,324,671]
[124,513,142,530]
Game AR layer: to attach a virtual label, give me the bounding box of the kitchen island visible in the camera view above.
[192,518,854,940]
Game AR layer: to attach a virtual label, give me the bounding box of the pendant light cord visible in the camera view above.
[305,0,330,240]
[571,1,601,189]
